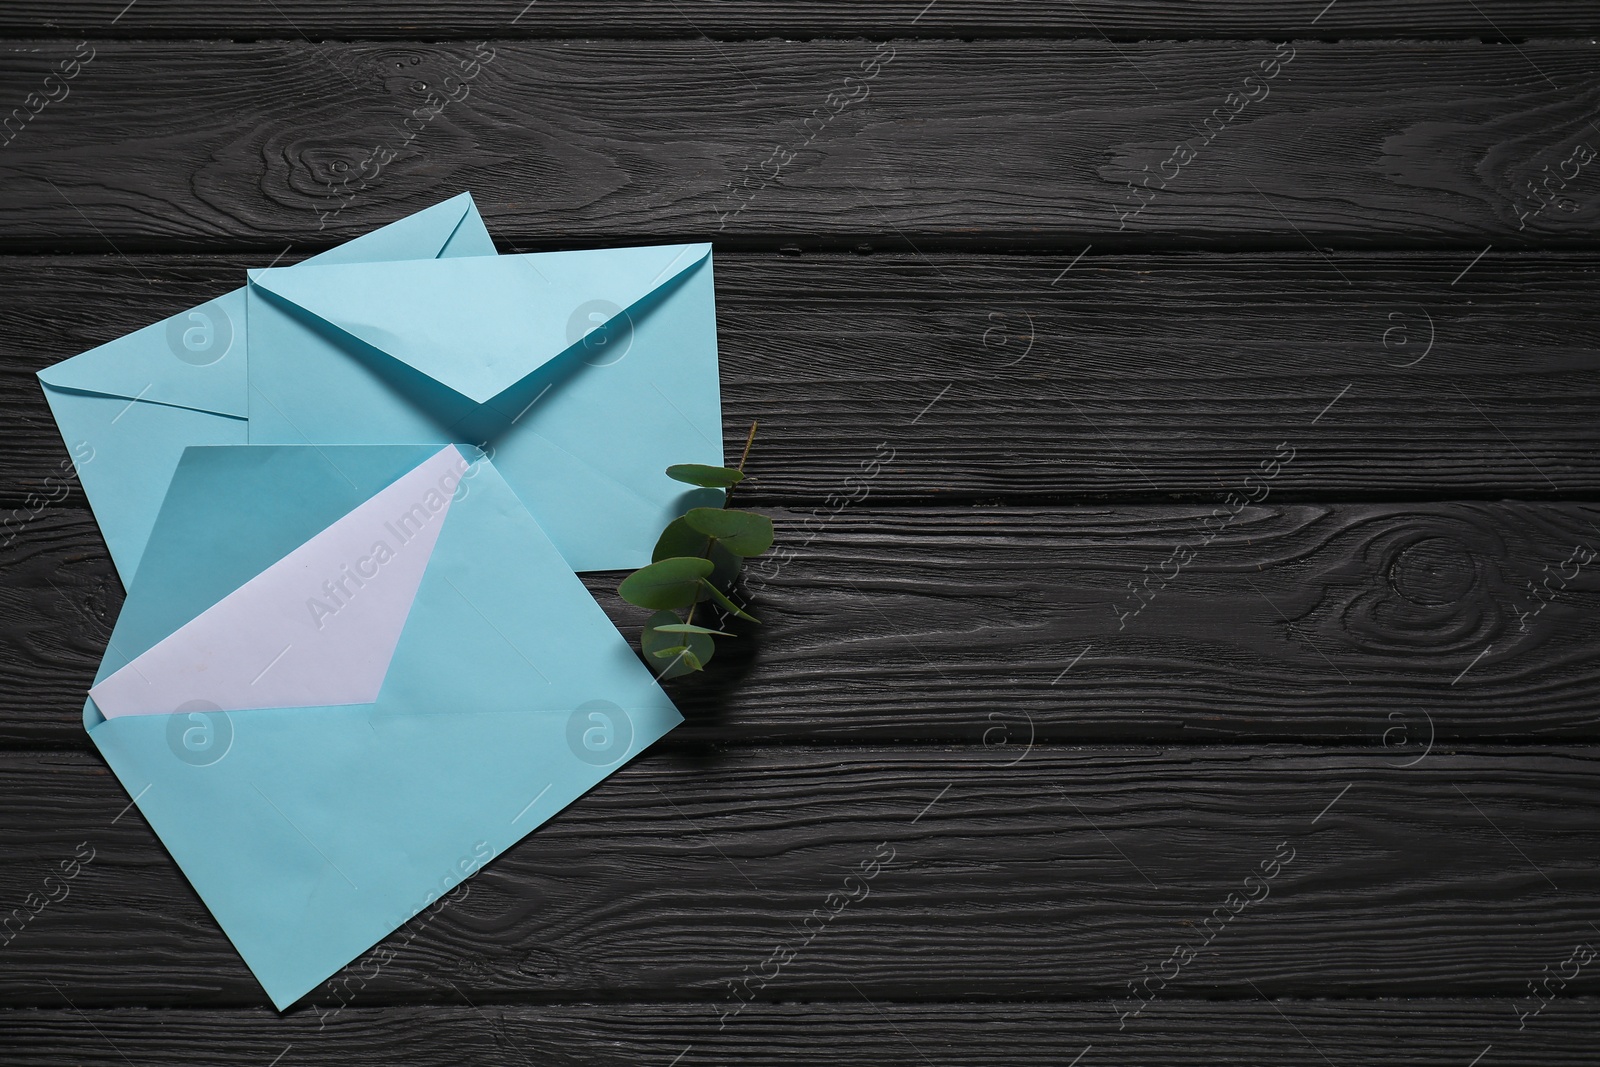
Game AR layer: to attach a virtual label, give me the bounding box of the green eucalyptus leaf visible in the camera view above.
[653,646,703,679]
[666,464,745,489]
[618,557,714,610]
[653,516,706,562]
[655,516,744,592]
[641,611,683,659]
[653,623,734,636]
[699,578,761,623]
[641,610,713,679]
[683,507,775,557]
[708,546,744,591]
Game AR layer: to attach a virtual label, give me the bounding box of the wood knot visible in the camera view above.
[1387,535,1476,607]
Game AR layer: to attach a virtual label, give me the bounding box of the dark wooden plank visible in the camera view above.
[2,1000,1595,1066]
[4,252,1598,507]
[6,1,1600,41]
[7,500,1599,747]
[3,41,1600,250]
[1,746,1596,1007]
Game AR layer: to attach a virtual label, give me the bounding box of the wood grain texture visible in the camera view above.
[3,41,1600,250]
[2,1000,1595,1066]
[2,1,1597,1053]
[4,252,1598,506]
[6,501,1598,747]
[1,746,1596,1008]
[6,1,1600,41]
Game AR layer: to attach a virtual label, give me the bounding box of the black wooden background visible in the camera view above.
[3,2,1600,1064]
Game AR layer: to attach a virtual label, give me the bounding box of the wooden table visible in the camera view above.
[2,3,1599,1063]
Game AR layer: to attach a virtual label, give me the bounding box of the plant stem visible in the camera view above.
[689,421,758,629]
[723,420,759,510]
[737,419,759,471]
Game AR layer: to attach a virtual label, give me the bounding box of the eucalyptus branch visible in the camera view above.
[616,422,773,679]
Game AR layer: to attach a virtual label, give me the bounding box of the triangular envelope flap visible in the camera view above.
[450,249,723,572]
[84,450,683,1010]
[247,243,711,404]
[437,194,497,259]
[37,288,250,417]
[34,193,493,418]
[90,447,465,717]
[95,444,452,685]
[302,192,488,267]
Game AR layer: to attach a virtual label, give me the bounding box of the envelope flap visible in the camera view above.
[247,243,711,405]
[90,447,467,717]
[303,191,493,266]
[37,289,250,417]
[95,444,452,686]
[34,194,494,419]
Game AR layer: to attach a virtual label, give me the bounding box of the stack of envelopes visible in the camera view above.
[35,193,723,1008]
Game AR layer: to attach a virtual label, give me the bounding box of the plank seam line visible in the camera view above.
[8,741,1600,757]
[3,33,1600,45]
[6,993,1600,1013]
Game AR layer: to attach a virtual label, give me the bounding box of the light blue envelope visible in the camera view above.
[36,193,497,585]
[84,443,683,1009]
[244,240,725,572]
